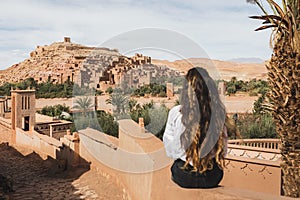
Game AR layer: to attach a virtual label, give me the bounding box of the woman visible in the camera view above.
[163,67,228,188]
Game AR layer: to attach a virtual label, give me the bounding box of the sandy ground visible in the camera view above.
[222,95,257,114]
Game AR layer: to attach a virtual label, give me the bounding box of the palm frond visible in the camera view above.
[73,97,94,110]
[255,25,278,31]
[263,19,271,24]
[254,0,270,15]
[73,105,82,109]
[250,15,289,27]
[282,0,288,13]
[267,0,286,19]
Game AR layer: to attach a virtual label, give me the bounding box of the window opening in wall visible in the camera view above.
[21,96,24,110]
[24,96,27,110]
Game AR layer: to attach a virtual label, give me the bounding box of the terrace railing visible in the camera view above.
[222,138,282,195]
[228,138,281,150]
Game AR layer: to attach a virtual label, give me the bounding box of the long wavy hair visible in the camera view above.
[180,67,226,173]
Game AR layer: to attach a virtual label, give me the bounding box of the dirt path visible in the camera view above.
[0,125,124,200]
[0,143,124,200]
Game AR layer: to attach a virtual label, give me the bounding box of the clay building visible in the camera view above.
[0,96,10,118]
[11,89,36,132]
[76,53,152,91]
[2,89,72,140]
[76,53,183,93]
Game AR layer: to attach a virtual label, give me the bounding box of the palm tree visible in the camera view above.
[73,96,94,117]
[105,92,129,117]
[249,0,299,197]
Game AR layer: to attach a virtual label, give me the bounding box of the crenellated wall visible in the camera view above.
[14,128,62,159]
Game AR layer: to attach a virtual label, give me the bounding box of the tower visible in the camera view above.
[11,89,36,132]
[218,81,226,96]
[166,83,174,98]
[64,37,71,43]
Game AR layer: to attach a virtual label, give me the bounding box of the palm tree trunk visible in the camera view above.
[248,0,300,197]
[268,31,300,197]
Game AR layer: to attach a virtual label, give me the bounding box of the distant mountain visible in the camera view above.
[228,57,265,64]
[152,58,267,81]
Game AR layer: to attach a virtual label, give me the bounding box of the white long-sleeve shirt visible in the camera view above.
[163,105,227,164]
[163,105,187,161]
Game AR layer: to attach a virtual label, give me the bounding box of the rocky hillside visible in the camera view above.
[0,38,267,85]
[0,38,120,85]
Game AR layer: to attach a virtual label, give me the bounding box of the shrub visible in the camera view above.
[249,91,258,96]
[227,86,236,95]
[38,104,70,118]
[96,90,103,96]
[133,84,166,97]
[0,82,14,96]
[106,87,113,94]
[146,105,169,140]
[0,78,77,98]
[224,78,270,96]
[158,91,167,97]
[258,87,269,95]
[238,113,277,139]
[96,110,119,137]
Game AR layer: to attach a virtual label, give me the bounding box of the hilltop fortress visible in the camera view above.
[0,37,117,85]
[0,37,182,91]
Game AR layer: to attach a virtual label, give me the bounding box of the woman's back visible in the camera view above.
[163,67,227,188]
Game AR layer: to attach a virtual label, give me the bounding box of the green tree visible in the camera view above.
[96,110,119,137]
[227,85,236,95]
[105,91,129,118]
[0,82,14,96]
[238,113,277,139]
[146,104,169,140]
[38,104,71,120]
[73,97,94,117]
[129,100,153,126]
[128,99,138,112]
[96,90,103,96]
[106,87,113,94]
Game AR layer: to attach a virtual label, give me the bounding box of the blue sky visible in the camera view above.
[0,0,273,70]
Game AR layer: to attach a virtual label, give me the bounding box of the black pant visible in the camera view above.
[171,159,223,188]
